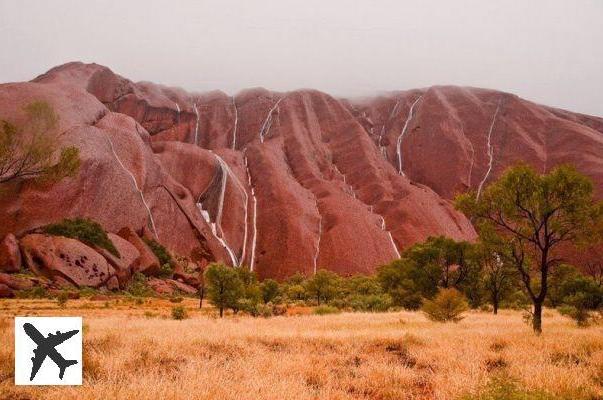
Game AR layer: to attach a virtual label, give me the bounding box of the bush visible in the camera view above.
[143,238,173,266]
[305,269,341,305]
[43,218,119,257]
[313,305,341,315]
[349,294,393,312]
[16,286,48,299]
[171,306,188,320]
[422,288,469,322]
[159,263,174,278]
[56,292,69,308]
[127,272,153,297]
[260,279,280,304]
[169,296,184,303]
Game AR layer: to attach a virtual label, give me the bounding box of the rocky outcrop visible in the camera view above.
[1,62,602,280]
[147,278,198,296]
[0,284,13,298]
[116,228,161,276]
[0,233,21,273]
[352,86,603,200]
[0,273,35,290]
[94,233,141,288]
[20,234,116,288]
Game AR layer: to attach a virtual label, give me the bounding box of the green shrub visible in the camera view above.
[127,272,153,297]
[56,292,69,308]
[171,306,188,320]
[260,279,280,304]
[143,238,172,266]
[169,296,184,303]
[159,263,174,278]
[78,287,98,297]
[16,286,48,299]
[422,288,469,322]
[43,218,119,257]
[313,305,340,315]
[349,294,393,312]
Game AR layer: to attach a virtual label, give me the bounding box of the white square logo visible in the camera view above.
[14,317,83,385]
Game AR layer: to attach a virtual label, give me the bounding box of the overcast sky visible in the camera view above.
[1,0,602,116]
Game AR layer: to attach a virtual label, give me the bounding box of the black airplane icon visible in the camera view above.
[23,323,79,381]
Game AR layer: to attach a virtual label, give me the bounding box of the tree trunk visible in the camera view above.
[492,296,499,315]
[219,306,224,318]
[532,301,543,335]
[199,287,204,308]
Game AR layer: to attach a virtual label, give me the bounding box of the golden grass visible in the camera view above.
[0,298,602,400]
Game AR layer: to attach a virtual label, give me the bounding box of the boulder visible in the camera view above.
[116,227,160,276]
[20,234,116,288]
[0,233,21,273]
[148,278,197,296]
[147,278,173,296]
[94,232,141,288]
[170,279,198,295]
[0,283,14,298]
[0,272,34,290]
[173,261,201,287]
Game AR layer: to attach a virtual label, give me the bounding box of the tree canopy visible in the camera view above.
[456,164,603,333]
[0,100,79,186]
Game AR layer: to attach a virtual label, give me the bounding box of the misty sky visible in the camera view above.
[1,0,602,116]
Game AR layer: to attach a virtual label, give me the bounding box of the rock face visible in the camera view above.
[20,234,115,288]
[0,284,13,298]
[116,228,161,276]
[352,87,603,200]
[147,278,198,296]
[0,233,21,272]
[1,62,602,280]
[0,272,35,290]
[95,233,141,288]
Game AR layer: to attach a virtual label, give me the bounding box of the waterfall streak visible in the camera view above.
[231,97,238,150]
[106,137,158,239]
[259,98,284,143]
[396,96,422,175]
[193,103,200,145]
[476,100,502,198]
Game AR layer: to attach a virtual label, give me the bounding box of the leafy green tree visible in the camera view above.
[204,263,243,317]
[0,101,79,185]
[260,279,280,304]
[378,258,431,309]
[456,164,603,334]
[234,266,261,313]
[343,275,382,296]
[305,269,340,305]
[473,242,516,314]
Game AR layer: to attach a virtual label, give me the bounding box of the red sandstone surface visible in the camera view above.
[1,62,601,280]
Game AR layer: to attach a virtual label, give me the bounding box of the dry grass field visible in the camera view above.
[1,298,602,400]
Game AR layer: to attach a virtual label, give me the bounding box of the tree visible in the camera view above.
[377,237,478,309]
[377,258,437,309]
[234,266,262,314]
[260,279,280,304]
[0,101,79,186]
[473,241,516,314]
[305,269,340,305]
[456,164,603,334]
[204,263,243,317]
